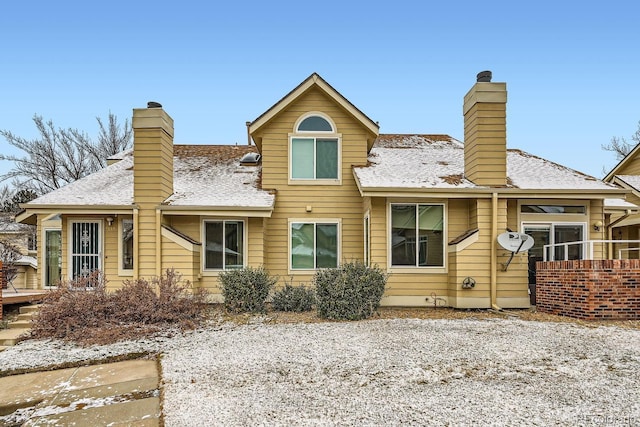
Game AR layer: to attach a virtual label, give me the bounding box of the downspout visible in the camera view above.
[491,192,502,311]
[156,209,162,278]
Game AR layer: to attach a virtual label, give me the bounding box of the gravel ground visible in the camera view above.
[1,316,640,426]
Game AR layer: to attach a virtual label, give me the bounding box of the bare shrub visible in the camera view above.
[30,269,208,345]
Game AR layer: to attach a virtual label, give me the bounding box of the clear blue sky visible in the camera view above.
[1,0,639,183]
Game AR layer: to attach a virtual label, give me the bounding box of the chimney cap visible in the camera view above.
[147,101,162,108]
[476,71,492,82]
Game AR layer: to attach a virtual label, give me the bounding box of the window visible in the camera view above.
[44,229,61,287]
[204,220,244,270]
[290,113,339,181]
[391,204,444,267]
[121,218,134,271]
[521,205,586,214]
[291,222,338,269]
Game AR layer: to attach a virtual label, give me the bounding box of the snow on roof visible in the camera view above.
[604,198,638,209]
[354,134,617,191]
[166,145,274,208]
[614,175,640,192]
[27,145,274,209]
[29,152,134,206]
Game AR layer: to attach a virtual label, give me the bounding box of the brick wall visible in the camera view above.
[536,259,640,320]
[0,261,3,320]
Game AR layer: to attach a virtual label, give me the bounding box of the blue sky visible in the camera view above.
[1,0,639,184]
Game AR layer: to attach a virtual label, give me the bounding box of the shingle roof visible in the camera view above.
[354,134,618,191]
[614,175,640,192]
[27,145,275,209]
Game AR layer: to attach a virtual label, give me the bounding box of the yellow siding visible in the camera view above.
[256,87,369,288]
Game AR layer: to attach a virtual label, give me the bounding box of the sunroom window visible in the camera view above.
[391,204,444,267]
[291,222,338,269]
[204,220,244,270]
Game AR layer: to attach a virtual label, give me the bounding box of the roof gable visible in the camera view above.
[604,142,640,181]
[248,73,379,150]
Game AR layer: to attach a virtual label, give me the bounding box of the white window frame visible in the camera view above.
[202,219,247,272]
[288,218,341,272]
[67,219,103,280]
[521,221,587,260]
[42,227,62,288]
[387,202,447,273]
[118,217,134,276]
[289,112,341,185]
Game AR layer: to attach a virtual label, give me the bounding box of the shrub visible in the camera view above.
[314,261,388,320]
[272,284,315,312]
[30,269,208,345]
[219,266,277,313]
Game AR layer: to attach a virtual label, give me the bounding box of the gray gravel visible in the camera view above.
[1,318,639,426]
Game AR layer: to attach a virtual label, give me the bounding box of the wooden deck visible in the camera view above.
[1,289,48,305]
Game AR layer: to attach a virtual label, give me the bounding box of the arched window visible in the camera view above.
[290,113,340,181]
[297,115,333,132]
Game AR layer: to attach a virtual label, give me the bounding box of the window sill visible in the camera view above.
[287,179,342,186]
[388,266,447,274]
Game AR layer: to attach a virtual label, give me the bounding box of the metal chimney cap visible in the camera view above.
[476,71,492,82]
[147,101,162,108]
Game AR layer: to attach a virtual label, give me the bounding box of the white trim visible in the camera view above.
[293,111,337,133]
[288,218,341,273]
[447,230,479,253]
[387,202,447,273]
[201,218,247,273]
[42,226,62,288]
[118,217,134,277]
[161,227,201,252]
[364,210,371,266]
[67,219,103,280]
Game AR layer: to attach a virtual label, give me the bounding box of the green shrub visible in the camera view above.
[272,284,315,312]
[219,266,277,313]
[314,261,388,320]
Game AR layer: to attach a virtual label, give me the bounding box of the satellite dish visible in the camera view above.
[497,232,534,253]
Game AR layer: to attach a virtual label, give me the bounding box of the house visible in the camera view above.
[603,147,640,254]
[0,213,38,289]
[16,72,629,308]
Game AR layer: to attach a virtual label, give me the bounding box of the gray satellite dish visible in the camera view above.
[497,232,534,253]
[498,232,535,271]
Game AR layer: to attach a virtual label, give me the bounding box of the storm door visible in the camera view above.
[70,221,101,280]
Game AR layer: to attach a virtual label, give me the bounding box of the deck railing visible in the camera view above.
[542,240,640,261]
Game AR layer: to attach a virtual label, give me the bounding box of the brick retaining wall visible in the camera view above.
[536,259,640,320]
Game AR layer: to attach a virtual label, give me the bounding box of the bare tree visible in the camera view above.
[2,188,38,213]
[0,112,132,195]
[603,120,640,161]
[0,240,22,287]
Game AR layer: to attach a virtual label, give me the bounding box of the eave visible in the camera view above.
[160,205,274,218]
[248,73,379,151]
[16,205,135,224]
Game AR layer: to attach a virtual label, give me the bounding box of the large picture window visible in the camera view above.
[291,222,338,269]
[391,204,444,267]
[204,220,244,270]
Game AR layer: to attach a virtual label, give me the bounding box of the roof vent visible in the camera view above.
[476,71,492,82]
[240,152,261,165]
[147,101,162,108]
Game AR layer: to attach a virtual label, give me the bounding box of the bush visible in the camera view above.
[314,261,388,320]
[272,284,315,312]
[30,269,208,345]
[219,266,277,313]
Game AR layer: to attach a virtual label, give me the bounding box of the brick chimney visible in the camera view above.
[463,71,507,187]
[133,102,174,205]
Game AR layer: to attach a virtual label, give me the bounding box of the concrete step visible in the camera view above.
[8,320,31,330]
[19,305,41,315]
[0,328,30,346]
[16,313,36,322]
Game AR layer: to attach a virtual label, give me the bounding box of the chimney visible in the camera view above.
[463,71,507,187]
[132,102,174,205]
